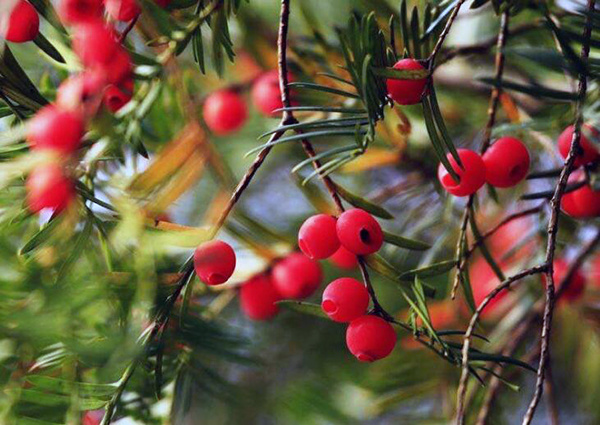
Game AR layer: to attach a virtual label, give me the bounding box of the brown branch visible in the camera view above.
[522,1,595,423]
[428,0,468,68]
[118,15,139,43]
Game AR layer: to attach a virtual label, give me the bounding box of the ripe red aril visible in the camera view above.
[272,252,322,299]
[193,240,236,285]
[321,278,370,322]
[329,245,358,270]
[56,72,106,111]
[482,137,530,188]
[27,105,84,154]
[386,58,428,105]
[82,410,104,425]
[58,0,104,25]
[104,80,133,113]
[469,257,511,318]
[99,47,132,86]
[560,171,600,219]
[26,164,74,213]
[346,315,396,362]
[202,90,248,135]
[558,124,600,167]
[73,22,119,66]
[104,0,140,21]
[437,149,486,197]
[336,209,383,255]
[298,214,339,260]
[239,274,281,321]
[251,70,284,116]
[542,259,586,302]
[1,0,39,43]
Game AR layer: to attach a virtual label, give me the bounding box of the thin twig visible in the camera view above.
[428,0,468,68]
[119,15,139,43]
[544,363,560,425]
[522,2,595,423]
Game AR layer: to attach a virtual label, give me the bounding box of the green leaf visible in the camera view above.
[9,388,106,409]
[20,218,60,255]
[333,184,393,219]
[277,301,328,319]
[25,376,118,398]
[468,210,505,282]
[55,219,93,282]
[422,97,460,182]
[383,231,430,250]
[32,33,65,63]
[364,254,436,297]
[287,82,360,99]
[478,77,578,101]
[429,86,462,168]
[467,352,536,373]
[398,260,456,281]
[259,117,369,139]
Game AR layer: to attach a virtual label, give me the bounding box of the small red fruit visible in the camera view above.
[239,274,281,321]
[193,240,236,285]
[58,0,104,25]
[542,259,586,302]
[73,22,119,66]
[272,252,322,299]
[482,137,530,188]
[298,214,339,260]
[104,0,140,21]
[251,70,284,116]
[99,47,133,85]
[470,257,511,318]
[202,90,248,135]
[329,245,358,270]
[560,171,600,219]
[2,0,39,43]
[437,149,486,197]
[322,278,370,322]
[336,209,383,256]
[27,105,84,154]
[346,315,396,362]
[82,410,104,425]
[56,72,106,111]
[26,164,74,213]
[386,58,428,105]
[103,80,133,113]
[558,124,600,167]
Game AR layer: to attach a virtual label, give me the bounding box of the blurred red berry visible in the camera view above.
[298,214,340,260]
[154,0,172,7]
[329,245,358,270]
[437,149,486,197]
[272,252,322,299]
[104,0,140,21]
[483,137,530,188]
[560,171,600,219]
[193,240,236,285]
[27,105,84,154]
[73,21,119,66]
[470,257,511,318]
[336,209,383,255]
[322,278,370,322]
[82,410,104,425]
[99,47,132,85]
[239,274,281,320]
[251,70,284,116]
[386,58,428,105]
[203,90,248,135]
[558,124,600,167]
[542,259,586,302]
[103,80,133,113]
[56,72,106,111]
[58,0,104,25]
[346,315,396,362]
[2,0,39,43]
[26,164,74,214]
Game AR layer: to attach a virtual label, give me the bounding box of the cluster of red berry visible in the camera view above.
[0,0,40,43]
[19,0,172,214]
[203,70,288,135]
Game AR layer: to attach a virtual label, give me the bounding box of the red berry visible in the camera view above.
[82,410,104,425]
[298,214,339,260]
[336,209,383,256]
[272,252,322,299]
[2,1,39,43]
[346,315,396,362]
[239,274,281,321]
[542,259,586,302]
[58,0,104,25]
[386,58,428,105]
[558,124,600,167]
[98,47,132,86]
[193,240,236,285]
[103,81,133,113]
[560,171,600,219]
[482,137,530,188]
[251,70,284,116]
[104,0,140,21]
[470,257,511,318]
[27,105,84,154]
[73,21,119,66]
[437,149,486,197]
[26,164,74,214]
[202,90,248,135]
[329,245,358,270]
[56,72,106,111]
[154,0,172,7]
[322,278,370,322]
